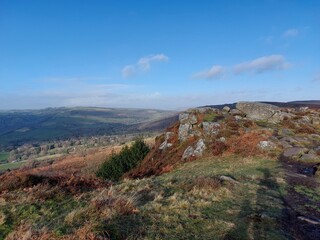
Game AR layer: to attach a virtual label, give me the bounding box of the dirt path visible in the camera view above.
[280,158,320,240]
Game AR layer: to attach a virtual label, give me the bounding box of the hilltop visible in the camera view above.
[0,102,319,239]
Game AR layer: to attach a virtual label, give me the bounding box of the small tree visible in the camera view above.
[96,139,150,181]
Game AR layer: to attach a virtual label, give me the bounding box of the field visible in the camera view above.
[0,152,9,164]
[0,154,291,239]
[0,107,177,149]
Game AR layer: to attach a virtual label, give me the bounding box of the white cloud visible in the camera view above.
[283,28,299,38]
[137,54,169,71]
[122,54,169,78]
[234,55,289,74]
[192,65,225,80]
[121,65,136,79]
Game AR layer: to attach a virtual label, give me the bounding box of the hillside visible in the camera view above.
[0,102,320,239]
[0,107,177,150]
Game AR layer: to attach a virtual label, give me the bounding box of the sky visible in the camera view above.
[0,0,319,110]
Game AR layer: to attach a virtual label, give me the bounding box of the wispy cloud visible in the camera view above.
[234,55,290,74]
[137,54,168,71]
[282,28,299,38]
[192,65,224,80]
[122,53,169,78]
[121,65,136,78]
[313,72,320,82]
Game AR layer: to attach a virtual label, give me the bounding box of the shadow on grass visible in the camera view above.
[223,168,286,240]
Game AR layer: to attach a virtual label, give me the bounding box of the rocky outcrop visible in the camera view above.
[282,147,308,158]
[236,102,282,123]
[182,139,206,160]
[202,122,221,136]
[159,132,174,150]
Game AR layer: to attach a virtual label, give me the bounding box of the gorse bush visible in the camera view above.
[96,139,150,181]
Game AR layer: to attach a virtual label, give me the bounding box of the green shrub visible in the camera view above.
[96,139,150,181]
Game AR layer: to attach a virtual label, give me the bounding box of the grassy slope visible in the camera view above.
[0,155,289,239]
[0,107,176,148]
[0,152,9,164]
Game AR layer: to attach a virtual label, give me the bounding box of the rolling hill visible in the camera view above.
[0,107,177,149]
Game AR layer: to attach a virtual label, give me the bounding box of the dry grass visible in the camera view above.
[225,131,267,157]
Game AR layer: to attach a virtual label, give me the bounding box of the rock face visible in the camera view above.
[178,124,192,142]
[194,139,206,157]
[236,102,281,122]
[182,139,206,160]
[159,132,174,150]
[282,147,307,158]
[179,113,198,125]
[202,122,221,136]
[182,146,194,160]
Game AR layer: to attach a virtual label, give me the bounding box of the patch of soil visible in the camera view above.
[280,156,320,240]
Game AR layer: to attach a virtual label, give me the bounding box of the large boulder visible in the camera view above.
[282,147,308,158]
[182,139,206,160]
[179,113,198,125]
[178,124,192,142]
[194,139,206,157]
[236,102,281,123]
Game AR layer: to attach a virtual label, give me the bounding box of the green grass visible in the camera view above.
[203,112,219,122]
[0,156,289,239]
[0,152,9,164]
[109,156,288,239]
[0,161,25,171]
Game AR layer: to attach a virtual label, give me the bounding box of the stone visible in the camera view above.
[279,141,292,149]
[202,122,221,136]
[283,147,307,158]
[194,139,206,157]
[182,146,194,160]
[312,117,320,126]
[230,109,242,115]
[179,112,197,125]
[258,141,276,150]
[234,115,243,121]
[178,124,192,142]
[218,175,240,184]
[197,107,216,114]
[236,102,280,122]
[300,154,318,161]
[222,106,231,112]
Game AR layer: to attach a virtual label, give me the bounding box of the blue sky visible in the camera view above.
[0,0,319,110]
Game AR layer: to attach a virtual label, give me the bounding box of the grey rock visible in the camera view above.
[279,141,292,149]
[300,154,318,161]
[279,128,294,136]
[236,102,280,122]
[178,123,192,142]
[258,141,276,150]
[230,109,242,115]
[218,175,240,184]
[283,147,308,158]
[235,115,243,121]
[179,113,197,124]
[298,107,309,112]
[165,132,174,141]
[202,122,221,136]
[182,146,194,160]
[194,139,206,157]
[197,107,216,114]
[222,106,231,112]
[312,117,320,126]
[159,133,174,150]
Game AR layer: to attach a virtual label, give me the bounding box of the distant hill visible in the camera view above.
[0,107,177,149]
[204,100,320,109]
